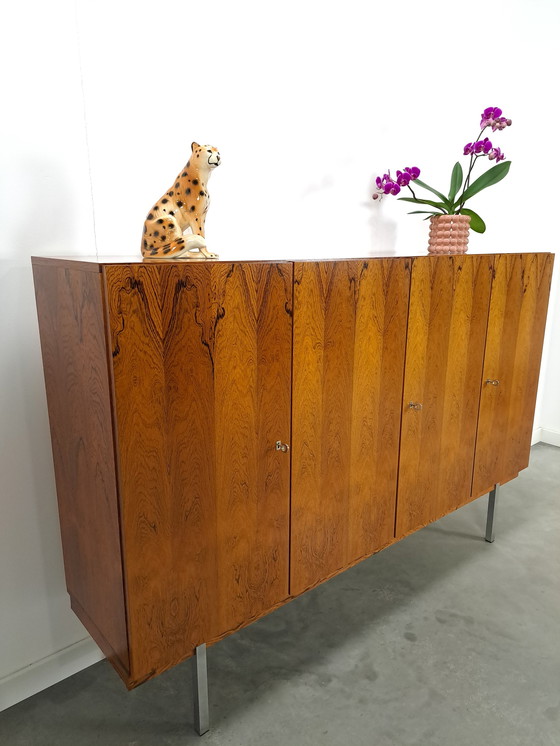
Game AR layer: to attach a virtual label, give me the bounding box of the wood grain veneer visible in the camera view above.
[290,260,411,594]
[104,262,292,684]
[472,253,554,497]
[31,252,554,692]
[32,263,130,677]
[396,255,493,538]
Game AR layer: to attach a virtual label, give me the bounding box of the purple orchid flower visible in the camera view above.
[396,167,421,187]
[481,107,502,126]
[372,167,419,200]
[473,137,493,155]
[381,174,400,194]
[404,166,420,180]
[373,172,400,199]
[464,137,506,161]
[464,141,483,156]
[488,147,505,162]
[396,170,411,187]
[481,106,512,131]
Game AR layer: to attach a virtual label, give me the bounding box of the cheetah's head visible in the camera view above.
[191,142,221,169]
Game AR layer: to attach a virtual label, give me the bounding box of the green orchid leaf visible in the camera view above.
[407,210,439,215]
[398,197,448,212]
[407,211,440,221]
[455,161,511,207]
[413,178,453,208]
[459,208,486,233]
[448,162,463,203]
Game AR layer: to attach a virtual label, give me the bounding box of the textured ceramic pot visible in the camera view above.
[427,214,471,254]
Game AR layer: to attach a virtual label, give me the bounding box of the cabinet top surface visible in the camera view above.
[31,250,555,271]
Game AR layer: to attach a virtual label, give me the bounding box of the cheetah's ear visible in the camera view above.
[191,142,200,151]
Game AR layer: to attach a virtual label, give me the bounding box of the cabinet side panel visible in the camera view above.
[104,262,292,684]
[32,262,130,675]
[396,255,493,538]
[473,253,554,495]
[291,259,410,595]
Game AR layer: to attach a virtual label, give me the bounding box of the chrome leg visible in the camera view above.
[192,643,209,736]
[485,484,500,543]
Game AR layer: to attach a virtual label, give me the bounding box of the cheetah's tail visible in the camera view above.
[141,235,216,259]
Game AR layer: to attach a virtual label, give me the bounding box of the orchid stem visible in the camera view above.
[458,126,487,211]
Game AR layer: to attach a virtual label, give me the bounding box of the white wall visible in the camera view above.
[0,0,103,712]
[1,0,559,710]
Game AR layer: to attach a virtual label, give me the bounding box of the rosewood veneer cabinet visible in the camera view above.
[32,252,553,734]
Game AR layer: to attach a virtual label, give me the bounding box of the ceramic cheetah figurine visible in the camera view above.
[141,142,221,259]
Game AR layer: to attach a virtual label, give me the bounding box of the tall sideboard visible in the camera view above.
[31,253,553,723]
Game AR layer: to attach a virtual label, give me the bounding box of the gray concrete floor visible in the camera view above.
[1,443,559,746]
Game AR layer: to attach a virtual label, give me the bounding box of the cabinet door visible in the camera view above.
[290,259,411,595]
[396,255,493,539]
[104,262,292,683]
[472,253,554,496]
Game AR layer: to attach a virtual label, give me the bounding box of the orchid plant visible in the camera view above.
[372,107,512,233]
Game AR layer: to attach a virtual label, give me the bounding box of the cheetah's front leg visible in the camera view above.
[183,211,217,258]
